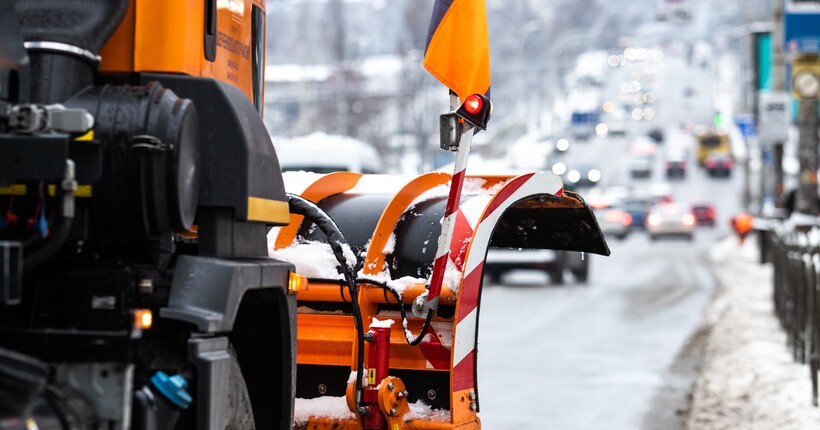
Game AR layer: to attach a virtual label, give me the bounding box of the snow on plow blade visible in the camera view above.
[270,171,609,429]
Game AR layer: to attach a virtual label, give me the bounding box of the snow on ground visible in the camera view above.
[686,236,820,429]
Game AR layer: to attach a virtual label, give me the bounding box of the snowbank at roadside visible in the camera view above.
[686,236,820,429]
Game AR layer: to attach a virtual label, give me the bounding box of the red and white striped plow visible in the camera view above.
[274,170,609,429]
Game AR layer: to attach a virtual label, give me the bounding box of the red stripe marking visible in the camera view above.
[418,326,451,370]
[428,170,467,302]
[452,349,476,392]
[479,173,534,223]
[428,255,447,301]
[448,210,473,272]
[556,186,563,196]
[445,170,466,216]
[456,261,483,322]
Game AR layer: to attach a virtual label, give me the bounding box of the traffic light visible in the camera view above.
[791,54,820,100]
[713,112,724,127]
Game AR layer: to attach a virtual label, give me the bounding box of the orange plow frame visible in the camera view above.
[270,171,609,429]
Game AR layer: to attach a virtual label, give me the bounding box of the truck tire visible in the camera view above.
[226,347,256,430]
[547,268,564,285]
[572,262,589,284]
[485,270,502,284]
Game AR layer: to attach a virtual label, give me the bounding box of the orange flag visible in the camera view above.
[423,0,491,100]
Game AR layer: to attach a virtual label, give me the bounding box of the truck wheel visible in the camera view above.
[547,268,564,285]
[572,263,589,284]
[226,347,256,430]
[485,270,502,284]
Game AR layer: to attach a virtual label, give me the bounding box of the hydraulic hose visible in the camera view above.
[286,194,367,406]
[354,278,433,346]
[23,164,77,273]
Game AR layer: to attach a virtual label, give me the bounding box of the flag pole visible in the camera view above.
[426,94,474,312]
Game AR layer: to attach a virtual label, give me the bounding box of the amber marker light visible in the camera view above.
[289,272,308,294]
[134,309,153,330]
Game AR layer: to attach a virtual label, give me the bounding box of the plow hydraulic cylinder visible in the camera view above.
[363,325,391,429]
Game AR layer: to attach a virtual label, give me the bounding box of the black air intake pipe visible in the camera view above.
[14,0,128,104]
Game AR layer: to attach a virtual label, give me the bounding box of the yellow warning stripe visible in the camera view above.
[74,130,94,141]
[0,185,26,195]
[0,184,93,197]
[247,197,290,224]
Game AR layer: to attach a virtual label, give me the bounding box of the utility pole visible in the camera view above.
[792,53,820,216]
[772,1,786,208]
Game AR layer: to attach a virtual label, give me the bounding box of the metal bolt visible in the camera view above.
[470,402,477,411]
[317,384,327,395]
[427,389,437,400]
[468,390,476,401]
[397,391,406,399]
[389,408,397,416]
[386,382,394,390]
[358,407,370,416]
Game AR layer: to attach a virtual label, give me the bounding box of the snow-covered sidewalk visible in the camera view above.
[686,237,820,429]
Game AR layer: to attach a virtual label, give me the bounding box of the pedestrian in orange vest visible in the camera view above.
[731,212,754,244]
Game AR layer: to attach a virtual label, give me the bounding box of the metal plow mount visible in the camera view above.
[270,171,609,430]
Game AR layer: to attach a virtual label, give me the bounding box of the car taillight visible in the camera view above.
[622,213,633,226]
[682,214,696,227]
[706,160,717,168]
[707,207,715,218]
[647,214,661,226]
[724,159,733,169]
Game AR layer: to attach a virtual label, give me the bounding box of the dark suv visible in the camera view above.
[484,249,589,285]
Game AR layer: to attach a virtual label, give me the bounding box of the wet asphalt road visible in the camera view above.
[475,40,744,428]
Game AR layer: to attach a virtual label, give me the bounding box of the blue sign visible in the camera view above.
[734,114,757,138]
[784,1,820,54]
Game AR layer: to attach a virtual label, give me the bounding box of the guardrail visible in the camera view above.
[771,225,820,406]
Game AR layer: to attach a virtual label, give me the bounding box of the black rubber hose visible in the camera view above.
[22,211,72,273]
[286,194,367,406]
[355,278,434,346]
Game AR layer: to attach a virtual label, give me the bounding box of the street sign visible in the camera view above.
[784,0,820,55]
[733,114,757,138]
[758,92,792,141]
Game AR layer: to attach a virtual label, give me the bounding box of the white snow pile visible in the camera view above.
[293,396,354,426]
[687,237,820,429]
[270,240,353,279]
[369,317,394,329]
[293,396,450,427]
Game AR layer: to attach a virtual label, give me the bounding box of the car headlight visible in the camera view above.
[556,139,570,152]
[567,170,581,183]
[588,169,602,182]
[552,162,567,176]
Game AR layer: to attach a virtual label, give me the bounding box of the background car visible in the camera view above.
[592,205,633,240]
[484,248,588,285]
[622,197,653,229]
[630,136,658,157]
[564,164,602,190]
[646,202,696,241]
[648,127,665,144]
[663,148,687,179]
[704,153,733,177]
[691,203,717,227]
[629,155,653,178]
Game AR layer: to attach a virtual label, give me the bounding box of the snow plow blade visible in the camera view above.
[270,171,609,429]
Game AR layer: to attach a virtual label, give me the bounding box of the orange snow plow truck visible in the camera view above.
[0,1,609,429]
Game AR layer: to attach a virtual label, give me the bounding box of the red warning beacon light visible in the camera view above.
[456,94,492,130]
